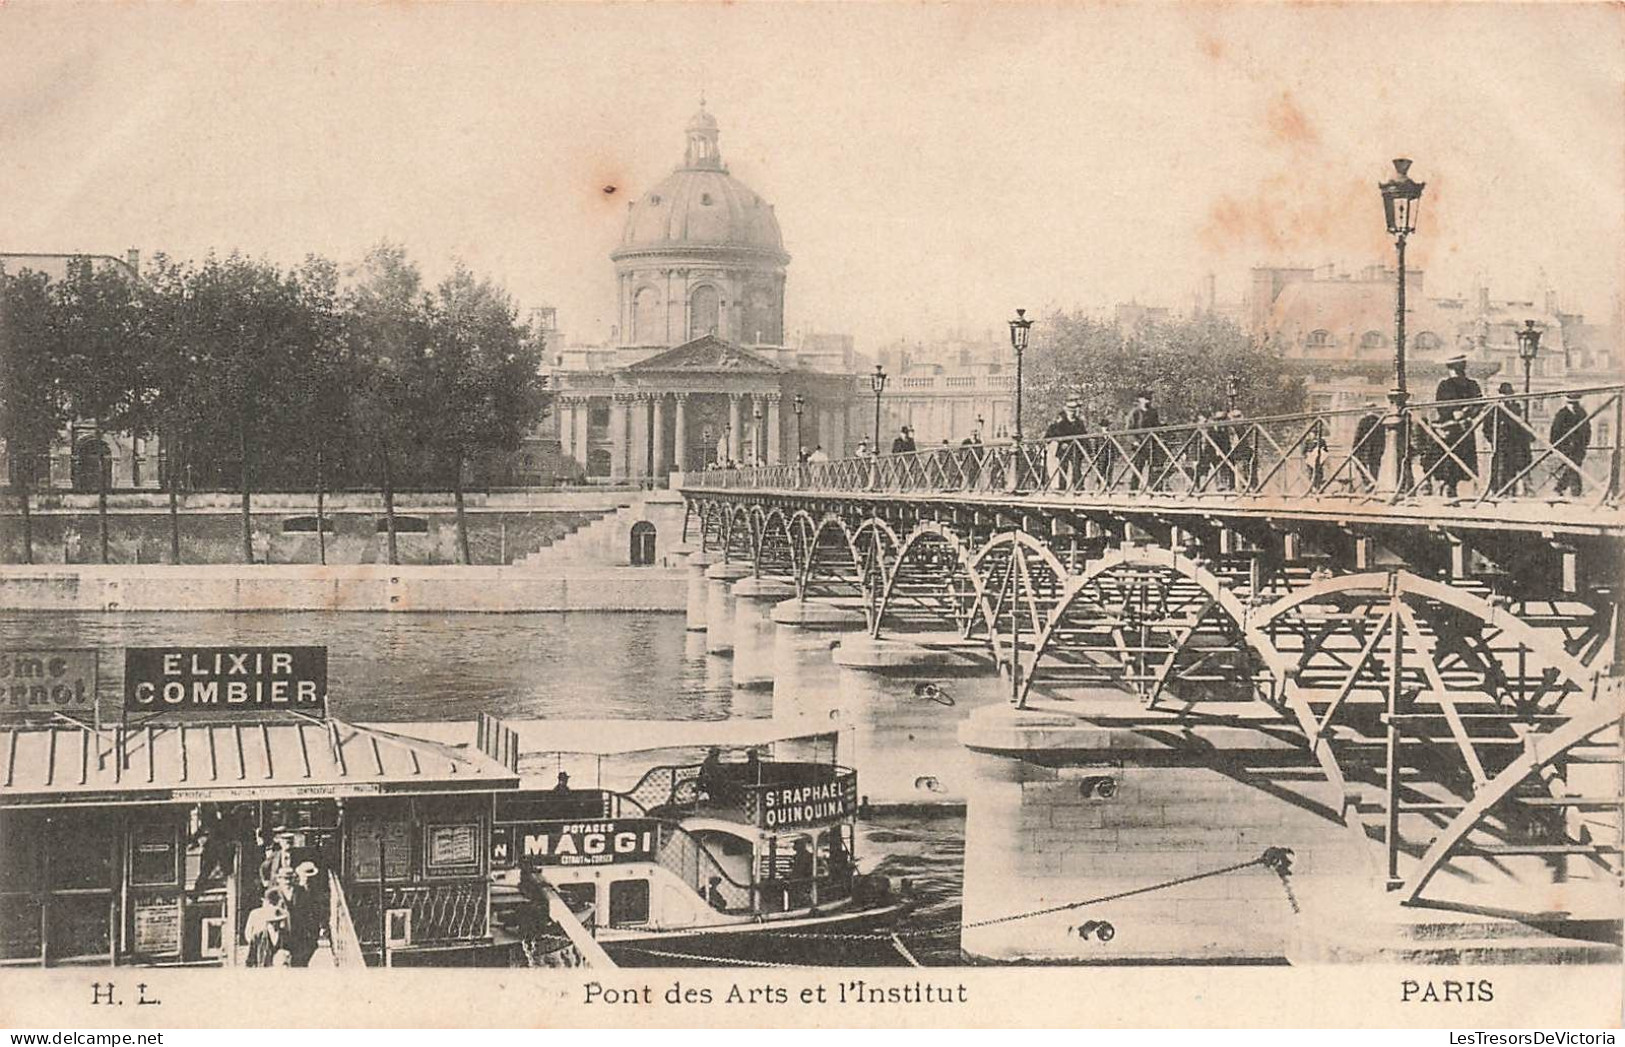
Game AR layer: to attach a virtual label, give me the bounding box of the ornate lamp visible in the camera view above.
[870,365,888,451]
[1008,309,1033,443]
[1516,320,1542,398]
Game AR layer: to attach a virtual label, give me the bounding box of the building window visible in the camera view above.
[649,195,661,206]
[1359,331,1386,349]
[1305,330,1331,350]
[689,285,720,340]
[632,287,662,345]
[590,405,610,428]
[700,193,713,206]
[1414,332,1442,352]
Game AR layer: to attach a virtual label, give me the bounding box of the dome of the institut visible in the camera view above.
[613,104,789,263]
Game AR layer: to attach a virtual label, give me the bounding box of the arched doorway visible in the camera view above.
[71,437,112,493]
[629,521,657,566]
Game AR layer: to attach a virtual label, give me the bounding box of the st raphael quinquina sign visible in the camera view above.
[124,646,328,715]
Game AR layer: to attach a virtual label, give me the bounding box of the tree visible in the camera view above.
[132,254,203,563]
[52,258,142,563]
[0,266,68,564]
[422,264,550,563]
[344,244,430,566]
[1025,311,1306,429]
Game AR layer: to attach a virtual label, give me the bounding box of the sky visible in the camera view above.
[1,3,1621,350]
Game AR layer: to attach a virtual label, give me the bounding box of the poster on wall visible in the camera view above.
[132,894,182,956]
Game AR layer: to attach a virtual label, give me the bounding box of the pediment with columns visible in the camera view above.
[624,334,784,374]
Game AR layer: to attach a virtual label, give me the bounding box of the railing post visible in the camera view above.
[1377,391,1411,498]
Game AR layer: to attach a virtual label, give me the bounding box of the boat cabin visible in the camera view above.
[0,719,518,968]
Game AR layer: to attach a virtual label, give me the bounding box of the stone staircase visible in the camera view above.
[513,504,635,569]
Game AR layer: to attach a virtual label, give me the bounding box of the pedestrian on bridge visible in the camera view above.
[1551,392,1592,498]
[890,426,917,455]
[1434,354,1483,499]
[1489,382,1533,497]
[1353,403,1385,490]
[1128,391,1163,491]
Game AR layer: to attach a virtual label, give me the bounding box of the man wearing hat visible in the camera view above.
[890,426,917,456]
[1044,400,1086,489]
[1433,353,1482,498]
[1127,391,1162,491]
[1353,400,1386,490]
[1550,392,1591,497]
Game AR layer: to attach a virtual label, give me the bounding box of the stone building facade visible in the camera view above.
[550,106,861,481]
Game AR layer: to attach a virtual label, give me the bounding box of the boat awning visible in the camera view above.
[0,719,521,807]
[386,714,840,757]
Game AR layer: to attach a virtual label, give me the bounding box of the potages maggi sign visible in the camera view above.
[494,820,659,868]
[759,774,859,829]
[124,646,327,714]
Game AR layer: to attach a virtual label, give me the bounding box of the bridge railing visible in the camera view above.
[691,384,1622,508]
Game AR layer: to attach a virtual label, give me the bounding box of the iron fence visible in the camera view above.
[691,385,1623,509]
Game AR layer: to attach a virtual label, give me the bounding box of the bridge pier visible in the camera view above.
[957,697,1374,964]
[703,561,752,654]
[769,598,866,717]
[831,635,997,804]
[683,550,713,631]
[730,577,797,688]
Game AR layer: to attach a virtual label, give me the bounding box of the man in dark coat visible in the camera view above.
[1433,354,1483,498]
[1489,382,1533,497]
[1551,392,1592,497]
[1127,392,1162,491]
[890,426,917,455]
[1352,403,1385,490]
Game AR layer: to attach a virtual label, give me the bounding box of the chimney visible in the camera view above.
[1545,289,1560,316]
[125,248,140,275]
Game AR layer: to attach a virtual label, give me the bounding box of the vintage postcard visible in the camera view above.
[0,0,1620,1031]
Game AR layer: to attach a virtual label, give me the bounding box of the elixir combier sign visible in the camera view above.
[124,646,327,714]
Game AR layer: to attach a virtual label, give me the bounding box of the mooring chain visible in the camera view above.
[730,847,1300,943]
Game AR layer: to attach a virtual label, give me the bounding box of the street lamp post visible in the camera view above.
[702,426,713,468]
[752,403,764,466]
[1378,158,1426,496]
[1008,309,1033,444]
[1516,320,1542,398]
[792,392,805,457]
[870,365,888,451]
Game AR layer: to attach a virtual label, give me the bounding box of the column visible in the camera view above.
[573,400,591,471]
[765,393,782,465]
[652,394,669,480]
[558,398,577,464]
[673,393,689,474]
[728,393,743,462]
[629,393,651,480]
[731,576,797,688]
[609,394,630,482]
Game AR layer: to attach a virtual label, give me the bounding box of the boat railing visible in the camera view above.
[624,761,858,829]
[326,871,368,969]
[653,822,756,914]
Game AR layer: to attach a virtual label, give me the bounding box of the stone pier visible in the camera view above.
[683,550,713,631]
[730,577,797,688]
[957,695,1375,964]
[768,598,867,717]
[830,634,997,805]
[703,561,752,654]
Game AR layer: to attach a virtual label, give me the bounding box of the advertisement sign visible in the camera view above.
[1,649,98,724]
[759,775,859,830]
[493,819,658,868]
[123,646,327,715]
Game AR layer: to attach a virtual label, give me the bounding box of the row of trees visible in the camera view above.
[0,245,552,565]
[1023,311,1307,427]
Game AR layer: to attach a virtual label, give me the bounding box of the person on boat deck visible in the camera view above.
[553,771,571,792]
[744,748,762,783]
[706,875,728,912]
[698,748,725,801]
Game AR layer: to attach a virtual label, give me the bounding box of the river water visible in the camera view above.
[0,610,968,965]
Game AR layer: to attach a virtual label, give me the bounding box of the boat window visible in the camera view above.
[608,879,650,926]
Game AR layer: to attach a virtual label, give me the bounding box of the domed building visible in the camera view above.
[549,106,859,484]
[612,105,788,348]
